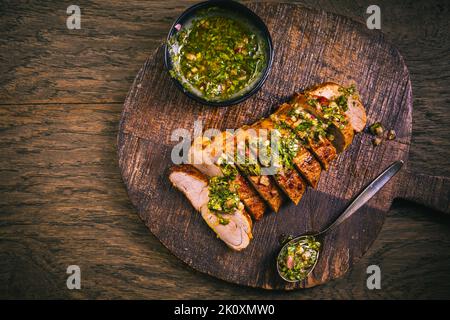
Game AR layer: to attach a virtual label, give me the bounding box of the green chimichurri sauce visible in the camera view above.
[273,129,300,170]
[277,236,321,281]
[247,131,299,172]
[336,85,356,111]
[304,85,356,130]
[168,14,266,101]
[234,140,262,176]
[285,108,330,141]
[207,160,242,221]
[207,176,240,215]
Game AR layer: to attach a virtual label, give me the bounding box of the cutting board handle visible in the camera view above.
[396,169,450,214]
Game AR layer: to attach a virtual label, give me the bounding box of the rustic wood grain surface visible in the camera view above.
[1,0,449,299]
[117,1,418,290]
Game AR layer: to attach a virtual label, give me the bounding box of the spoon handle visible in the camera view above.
[320,160,404,236]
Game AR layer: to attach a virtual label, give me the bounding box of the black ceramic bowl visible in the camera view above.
[164,0,274,107]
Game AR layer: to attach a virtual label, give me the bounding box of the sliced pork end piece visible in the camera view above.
[305,82,367,133]
[293,93,354,153]
[200,206,252,251]
[169,164,209,211]
[346,95,367,132]
[169,164,252,251]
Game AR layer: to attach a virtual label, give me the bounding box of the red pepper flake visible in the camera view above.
[318,96,329,106]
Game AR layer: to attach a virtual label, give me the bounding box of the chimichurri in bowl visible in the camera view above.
[165,0,273,107]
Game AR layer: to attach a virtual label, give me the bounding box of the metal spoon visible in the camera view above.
[277,160,404,282]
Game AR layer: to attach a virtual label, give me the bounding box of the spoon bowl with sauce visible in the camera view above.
[277,160,404,283]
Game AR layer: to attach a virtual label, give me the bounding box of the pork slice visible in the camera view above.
[233,174,266,220]
[252,118,307,205]
[292,146,322,188]
[200,206,252,251]
[169,165,252,251]
[305,82,341,99]
[169,164,209,211]
[234,127,284,212]
[272,103,337,170]
[267,109,321,186]
[346,95,367,132]
[188,136,223,177]
[308,137,337,170]
[306,82,367,133]
[188,134,267,220]
[293,93,354,153]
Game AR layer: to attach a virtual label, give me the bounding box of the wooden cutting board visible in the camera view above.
[117,2,450,290]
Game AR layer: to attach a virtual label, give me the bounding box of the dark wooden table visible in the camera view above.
[1,0,449,299]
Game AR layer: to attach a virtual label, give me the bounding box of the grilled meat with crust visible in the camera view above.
[188,135,267,220]
[305,82,367,133]
[294,93,354,153]
[168,82,367,251]
[234,127,284,212]
[271,103,337,170]
[252,118,307,204]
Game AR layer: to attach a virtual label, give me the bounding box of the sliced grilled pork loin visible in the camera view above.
[272,103,337,170]
[305,82,367,133]
[169,165,252,251]
[294,93,354,153]
[291,146,321,188]
[263,114,322,188]
[234,127,284,212]
[253,118,307,204]
[189,135,267,220]
[232,174,267,220]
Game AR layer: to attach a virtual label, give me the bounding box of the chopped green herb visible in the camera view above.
[234,138,263,176]
[218,215,230,225]
[338,84,356,96]
[207,176,240,213]
[334,85,356,111]
[274,129,299,170]
[289,109,328,141]
[239,162,261,176]
[219,163,238,180]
